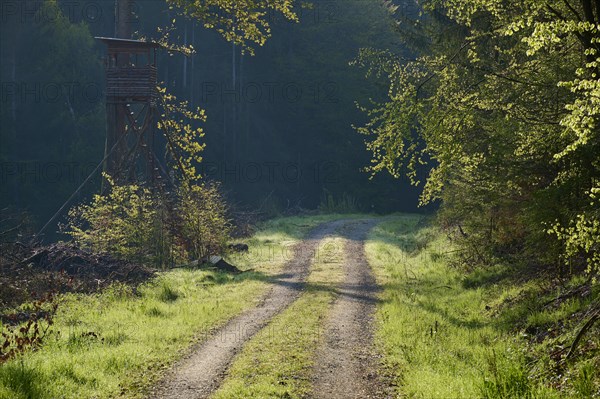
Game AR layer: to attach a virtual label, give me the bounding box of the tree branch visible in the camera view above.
[566,309,599,359]
[416,41,470,96]
[547,4,588,45]
[563,0,583,21]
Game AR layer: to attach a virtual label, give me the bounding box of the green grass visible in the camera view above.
[0,214,353,399]
[5,213,594,399]
[213,237,346,399]
[365,215,563,399]
[0,271,266,399]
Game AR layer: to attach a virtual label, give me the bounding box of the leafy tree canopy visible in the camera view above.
[166,0,299,54]
[357,0,600,272]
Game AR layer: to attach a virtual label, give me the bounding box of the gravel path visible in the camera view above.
[311,219,393,399]
[148,219,350,399]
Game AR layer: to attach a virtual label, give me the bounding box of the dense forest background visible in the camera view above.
[2,0,597,277]
[0,0,423,235]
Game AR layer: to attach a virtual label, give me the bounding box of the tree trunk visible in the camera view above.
[103,0,135,188]
[115,0,134,39]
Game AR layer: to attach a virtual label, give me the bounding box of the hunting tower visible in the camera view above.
[96,37,162,184]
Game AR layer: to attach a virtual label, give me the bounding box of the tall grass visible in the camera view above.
[365,216,561,398]
[318,190,359,214]
[0,271,265,399]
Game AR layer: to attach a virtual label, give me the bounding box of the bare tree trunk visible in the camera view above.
[231,41,237,163]
[10,18,20,207]
[190,24,196,106]
[103,0,134,187]
[183,23,188,89]
[115,0,134,39]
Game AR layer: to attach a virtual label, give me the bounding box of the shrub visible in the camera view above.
[64,176,172,266]
[548,185,600,281]
[64,177,230,268]
[174,182,231,261]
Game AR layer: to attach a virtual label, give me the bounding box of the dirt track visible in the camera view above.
[148,219,350,399]
[311,219,392,398]
[148,218,390,399]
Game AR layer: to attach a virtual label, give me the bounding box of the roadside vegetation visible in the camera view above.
[65,179,231,269]
[367,216,600,398]
[0,215,347,399]
[357,2,600,395]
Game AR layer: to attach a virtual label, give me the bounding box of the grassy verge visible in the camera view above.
[0,214,351,399]
[366,215,599,399]
[213,237,345,399]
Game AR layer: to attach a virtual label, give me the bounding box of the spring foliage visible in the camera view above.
[165,0,298,54]
[65,176,230,267]
[357,0,600,273]
[157,86,207,183]
[65,86,229,267]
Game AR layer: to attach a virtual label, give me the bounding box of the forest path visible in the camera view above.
[311,219,393,399]
[147,219,352,399]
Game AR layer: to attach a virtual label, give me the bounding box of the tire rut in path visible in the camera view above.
[311,219,392,399]
[148,219,351,399]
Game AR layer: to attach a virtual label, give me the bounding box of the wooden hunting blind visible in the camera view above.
[96,37,163,184]
[97,37,160,103]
